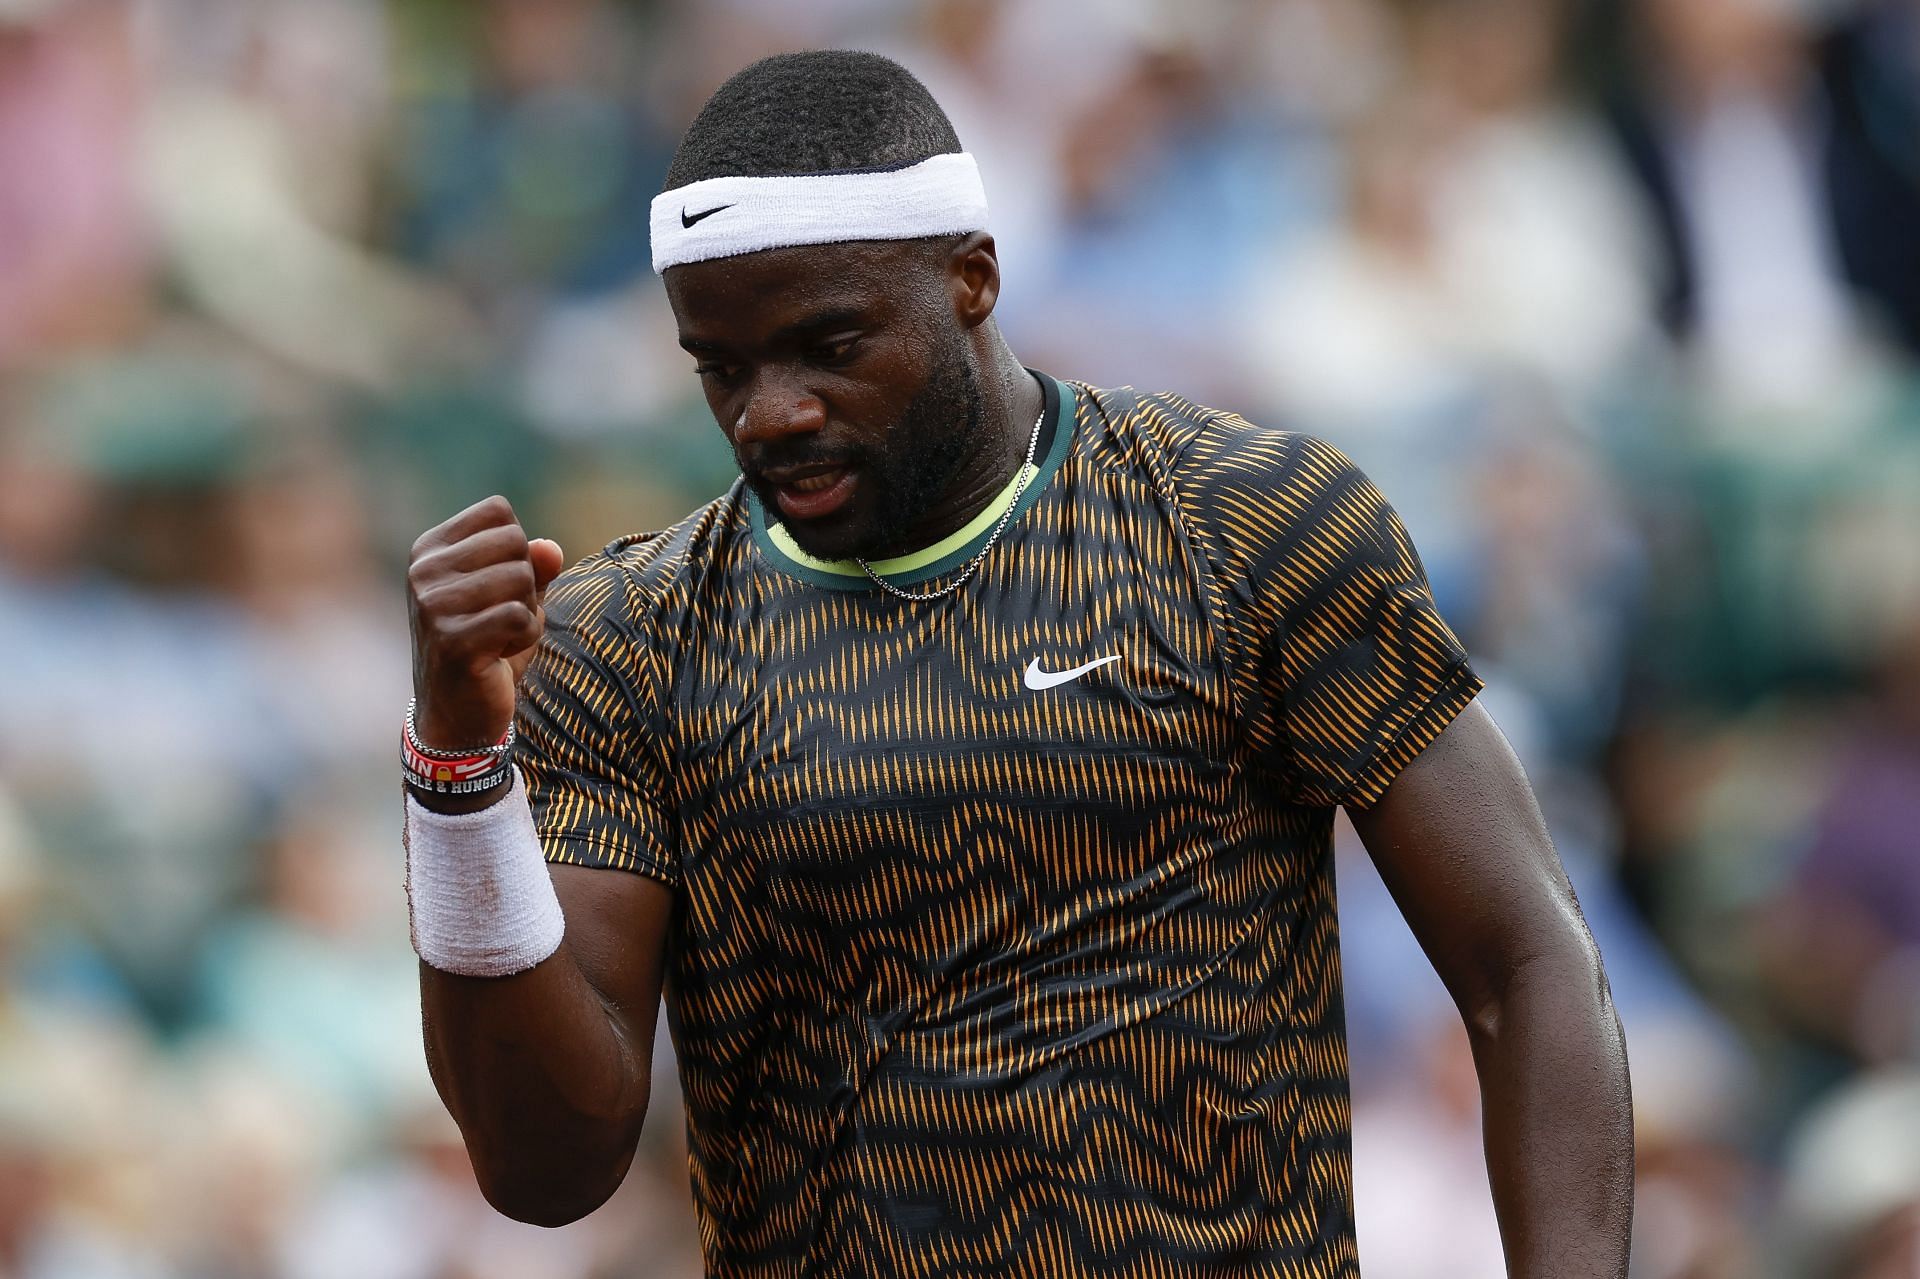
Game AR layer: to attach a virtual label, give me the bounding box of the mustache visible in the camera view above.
[740,441,869,481]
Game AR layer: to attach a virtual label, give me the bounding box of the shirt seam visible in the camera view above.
[1140,402,1275,740]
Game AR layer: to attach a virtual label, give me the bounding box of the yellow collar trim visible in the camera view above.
[765,459,1038,578]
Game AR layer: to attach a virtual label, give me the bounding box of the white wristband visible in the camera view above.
[403,769,565,977]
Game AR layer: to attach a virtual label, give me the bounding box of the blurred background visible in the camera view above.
[0,0,1917,1274]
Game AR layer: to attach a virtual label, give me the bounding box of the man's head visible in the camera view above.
[655,51,1006,562]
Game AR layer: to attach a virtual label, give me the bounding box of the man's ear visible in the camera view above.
[947,232,1001,330]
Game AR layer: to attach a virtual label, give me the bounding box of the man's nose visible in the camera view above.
[734,376,828,446]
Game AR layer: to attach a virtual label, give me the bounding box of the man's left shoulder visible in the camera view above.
[1078,381,1356,514]
[1074,382,1254,452]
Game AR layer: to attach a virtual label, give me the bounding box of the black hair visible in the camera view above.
[664,50,962,188]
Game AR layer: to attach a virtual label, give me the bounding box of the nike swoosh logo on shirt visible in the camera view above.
[1022,655,1121,691]
[680,204,732,227]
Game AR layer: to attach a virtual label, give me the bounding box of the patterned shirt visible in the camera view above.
[517,372,1483,1278]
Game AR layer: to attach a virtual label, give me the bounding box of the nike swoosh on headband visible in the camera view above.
[1022,655,1121,691]
[681,204,732,228]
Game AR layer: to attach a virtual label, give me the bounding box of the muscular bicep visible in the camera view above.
[1348,699,1595,1023]
[552,863,673,1059]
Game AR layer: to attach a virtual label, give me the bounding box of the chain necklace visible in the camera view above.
[857,405,1047,602]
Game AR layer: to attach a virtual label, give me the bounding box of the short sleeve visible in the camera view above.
[1169,417,1483,812]
[516,557,679,885]
[1260,437,1482,810]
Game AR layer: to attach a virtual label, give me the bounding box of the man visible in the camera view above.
[403,51,1632,1278]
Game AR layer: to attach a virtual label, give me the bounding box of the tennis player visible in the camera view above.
[402,50,1632,1278]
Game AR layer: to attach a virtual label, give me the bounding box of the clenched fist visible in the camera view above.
[407,495,565,754]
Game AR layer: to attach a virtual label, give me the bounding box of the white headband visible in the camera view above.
[649,152,989,273]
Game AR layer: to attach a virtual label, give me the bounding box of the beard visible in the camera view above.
[864,341,983,555]
[753,336,985,562]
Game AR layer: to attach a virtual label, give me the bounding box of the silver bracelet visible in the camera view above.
[405,698,514,760]
[401,699,516,795]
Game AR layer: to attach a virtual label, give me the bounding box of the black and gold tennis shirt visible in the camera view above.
[517,373,1483,1278]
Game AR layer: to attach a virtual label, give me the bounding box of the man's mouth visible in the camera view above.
[765,464,859,521]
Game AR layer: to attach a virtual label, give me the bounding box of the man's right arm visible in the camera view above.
[419,867,671,1226]
[406,496,672,1226]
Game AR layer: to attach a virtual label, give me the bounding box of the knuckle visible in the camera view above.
[439,613,483,651]
[415,580,467,617]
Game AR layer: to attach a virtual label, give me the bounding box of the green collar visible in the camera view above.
[746,372,1074,592]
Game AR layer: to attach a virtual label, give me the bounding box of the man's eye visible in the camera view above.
[695,362,741,382]
[810,338,858,365]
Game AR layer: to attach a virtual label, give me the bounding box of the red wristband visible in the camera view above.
[402,700,514,794]
[402,732,512,786]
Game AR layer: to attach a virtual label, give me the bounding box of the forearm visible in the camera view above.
[421,948,652,1225]
[406,780,652,1225]
[1466,942,1634,1278]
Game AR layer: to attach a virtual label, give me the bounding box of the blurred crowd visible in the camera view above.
[1,0,1917,1275]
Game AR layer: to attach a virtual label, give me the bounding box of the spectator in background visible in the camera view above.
[140,0,472,390]
[383,0,669,315]
[1241,0,1658,426]
[1761,607,1920,1069]
[0,0,148,369]
[0,355,284,1025]
[191,797,422,1119]
[1780,1072,1920,1278]
[1606,0,1910,408]
[1818,0,1920,360]
[221,434,409,774]
[0,794,174,1279]
[1028,9,1323,396]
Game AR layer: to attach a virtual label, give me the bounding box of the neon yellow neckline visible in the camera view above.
[765,459,1039,578]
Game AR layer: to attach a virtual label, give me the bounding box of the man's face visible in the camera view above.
[664,240,982,562]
